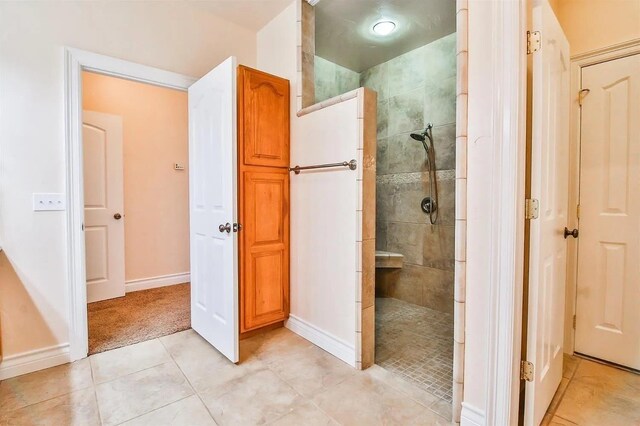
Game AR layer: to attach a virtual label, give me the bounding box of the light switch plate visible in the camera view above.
[33,193,66,211]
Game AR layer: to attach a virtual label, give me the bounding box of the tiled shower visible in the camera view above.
[315,32,457,402]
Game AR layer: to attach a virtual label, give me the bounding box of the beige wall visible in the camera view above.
[83,72,189,282]
[555,0,640,56]
[0,1,256,366]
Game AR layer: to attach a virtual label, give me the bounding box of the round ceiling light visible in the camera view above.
[372,20,397,36]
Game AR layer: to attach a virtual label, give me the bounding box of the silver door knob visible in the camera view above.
[219,223,232,233]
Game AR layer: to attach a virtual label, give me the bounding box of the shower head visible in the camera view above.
[410,132,426,142]
[410,123,434,143]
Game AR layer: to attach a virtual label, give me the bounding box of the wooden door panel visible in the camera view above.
[241,170,289,332]
[238,66,290,168]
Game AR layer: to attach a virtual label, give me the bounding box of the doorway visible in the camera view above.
[573,52,640,370]
[81,71,191,354]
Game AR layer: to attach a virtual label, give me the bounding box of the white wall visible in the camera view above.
[0,1,256,364]
[257,2,360,365]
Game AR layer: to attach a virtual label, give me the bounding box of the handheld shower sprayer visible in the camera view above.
[410,124,438,224]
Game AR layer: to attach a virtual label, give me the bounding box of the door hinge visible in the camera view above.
[521,360,535,382]
[573,315,577,329]
[527,31,541,54]
[576,204,581,219]
[525,199,539,220]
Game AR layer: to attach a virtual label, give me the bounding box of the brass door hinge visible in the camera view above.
[521,360,535,382]
[578,89,590,106]
[576,204,581,219]
[527,31,541,54]
[525,199,539,220]
[573,315,577,329]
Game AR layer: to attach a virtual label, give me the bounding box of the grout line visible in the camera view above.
[157,336,217,424]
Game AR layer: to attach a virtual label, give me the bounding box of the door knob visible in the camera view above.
[564,227,579,239]
[114,213,122,220]
[219,223,232,233]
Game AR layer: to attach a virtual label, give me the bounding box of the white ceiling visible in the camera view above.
[315,0,456,72]
[194,0,292,31]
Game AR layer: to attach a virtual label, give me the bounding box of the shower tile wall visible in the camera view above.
[363,33,457,314]
[314,56,360,103]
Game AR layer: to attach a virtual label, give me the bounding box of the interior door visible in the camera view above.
[575,53,640,370]
[188,57,239,363]
[83,110,125,303]
[525,1,570,425]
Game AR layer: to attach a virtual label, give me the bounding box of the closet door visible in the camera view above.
[238,66,290,168]
[238,66,290,333]
[241,170,289,332]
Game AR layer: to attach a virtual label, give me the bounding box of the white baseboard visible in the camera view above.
[0,343,70,380]
[285,314,355,367]
[125,272,190,293]
[460,403,486,426]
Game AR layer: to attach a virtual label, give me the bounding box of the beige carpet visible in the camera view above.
[88,283,191,355]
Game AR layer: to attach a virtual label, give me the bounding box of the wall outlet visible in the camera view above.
[33,193,66,211]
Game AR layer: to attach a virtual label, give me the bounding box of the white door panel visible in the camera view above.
[189,57,239,363]
[526,1,570,424]
[83,111,125,303]
[576,53,640,370]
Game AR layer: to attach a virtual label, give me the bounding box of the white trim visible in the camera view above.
[64,47,196,362]
[460,403,486,426]
[482,1,528,425]
[125,272,190,293]
[285,315,356,367]
[564,39,640,353]
[0,344,70,380]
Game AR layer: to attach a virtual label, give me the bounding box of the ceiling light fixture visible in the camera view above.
[372,20,397,36]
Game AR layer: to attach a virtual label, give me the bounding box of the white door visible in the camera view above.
[189,57,239,363]
[83,111,126,303]
[525,1,571,425]
[575,53,640,370]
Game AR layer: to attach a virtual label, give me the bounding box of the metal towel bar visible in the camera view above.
[288,159,357,175]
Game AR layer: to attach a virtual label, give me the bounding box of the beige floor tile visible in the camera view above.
[571,359,640,403]
[548,416,578,425]
[90,338,171,384]
[161,329,265,397]
[200,368,303,425]
[562,354,580,379]
[268,344,356,397]
[268,401,338,426]
[429,398,452,421]
[0,359,93,412]
[312,372,451,425]
[95,361,194,426]
[554,378,640,425]
[241,327,316,365]
[0,388,100,426]
[120,395,216,426]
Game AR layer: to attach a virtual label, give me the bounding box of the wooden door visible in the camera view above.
[238,66,290,333]
[525,1,571,424]
[575,53,640,370]
[83,110,125,303]
[238,66,290,168]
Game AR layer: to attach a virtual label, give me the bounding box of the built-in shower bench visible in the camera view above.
[375,250,404,269]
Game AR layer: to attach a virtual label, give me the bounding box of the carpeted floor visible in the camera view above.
[88,283,191,355]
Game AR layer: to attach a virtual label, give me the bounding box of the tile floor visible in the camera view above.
[542,354,640,425]
[0,328,453,425]
[375,297,454,402]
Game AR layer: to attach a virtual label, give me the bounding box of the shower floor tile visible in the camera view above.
[375,297,454,402]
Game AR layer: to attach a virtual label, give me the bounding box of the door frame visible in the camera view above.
[64,47,196,361]
[563,38,640,354]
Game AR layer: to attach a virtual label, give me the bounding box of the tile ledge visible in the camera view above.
[296,88,362,117]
